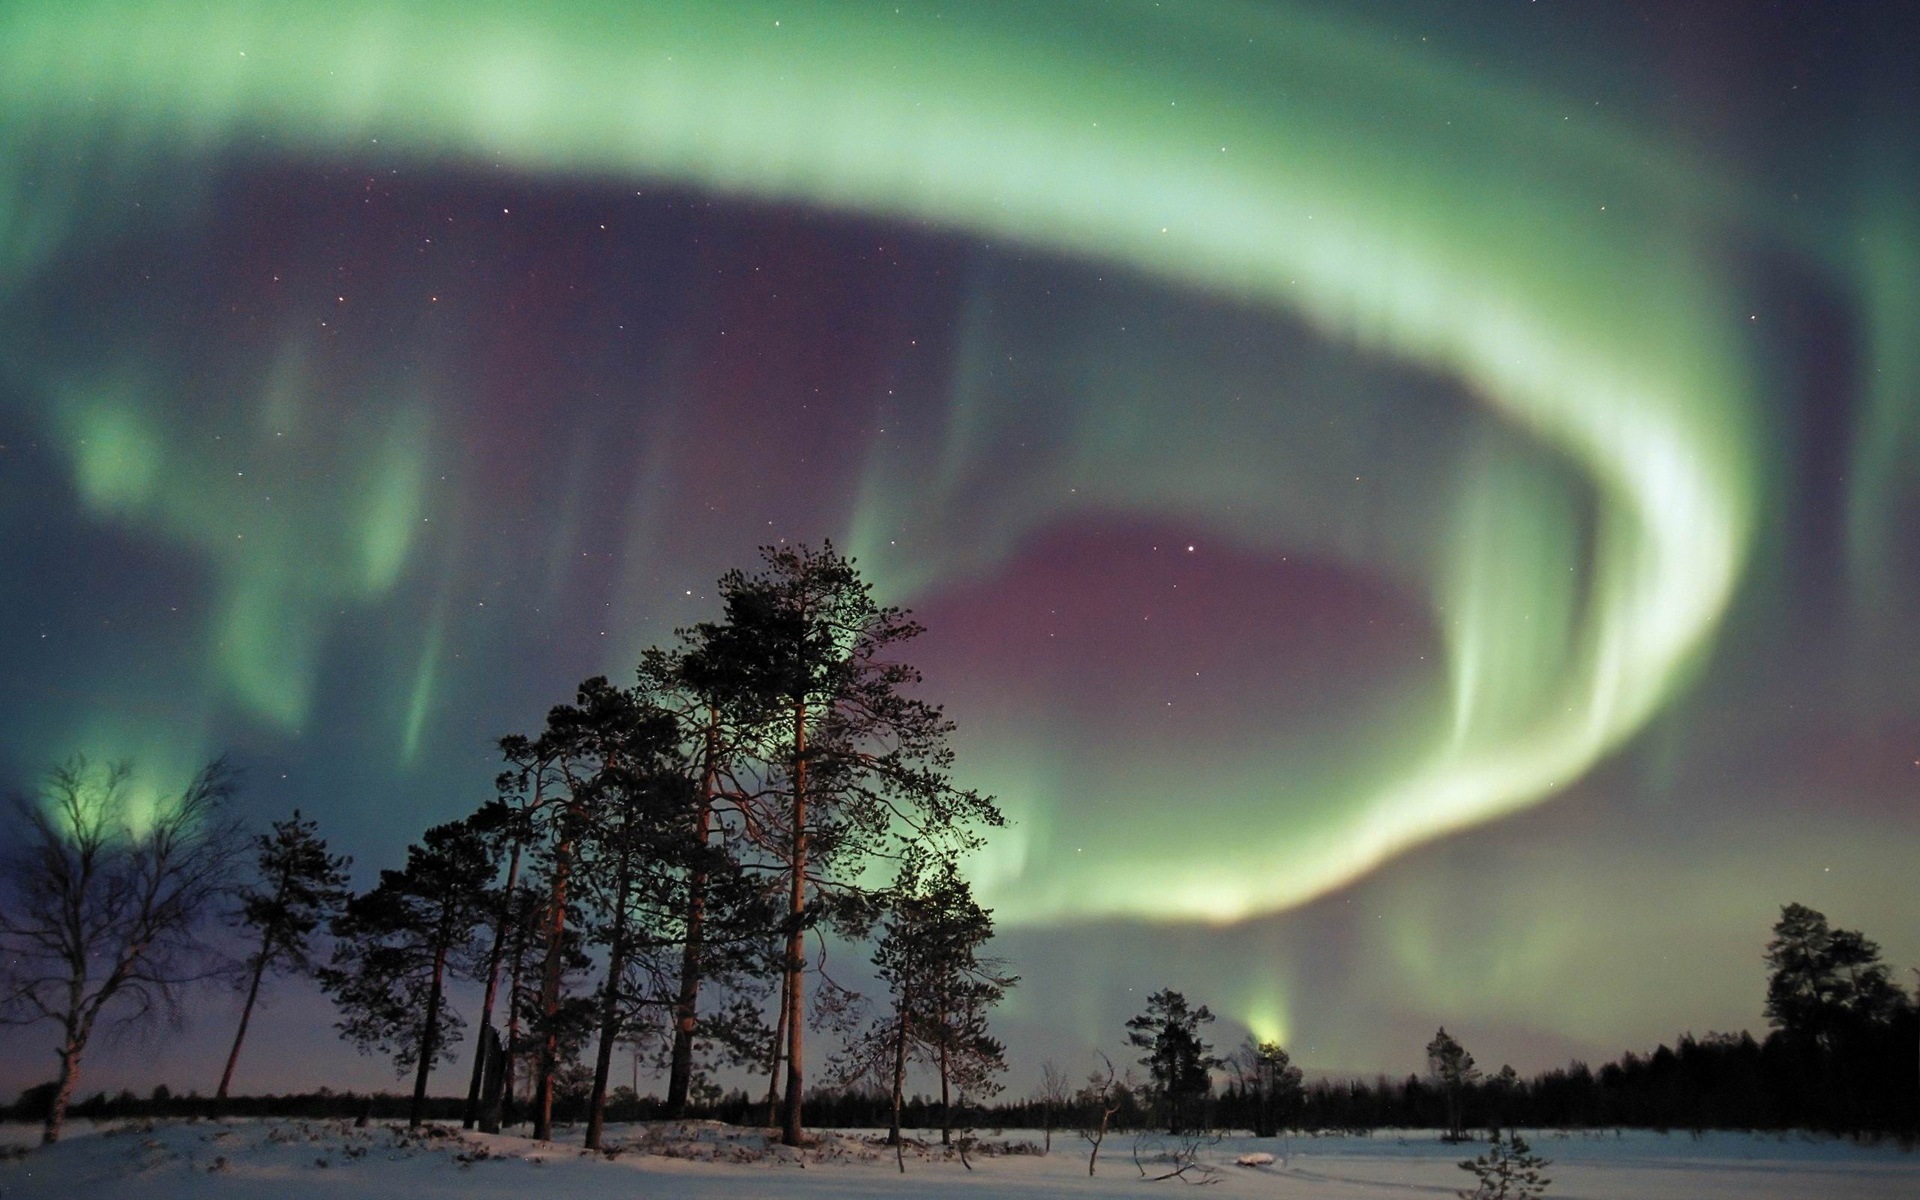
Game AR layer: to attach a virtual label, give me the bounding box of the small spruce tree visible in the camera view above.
[1458,1130,1551,1200]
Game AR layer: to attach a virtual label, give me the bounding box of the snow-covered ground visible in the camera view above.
[0,1119,1912,1198]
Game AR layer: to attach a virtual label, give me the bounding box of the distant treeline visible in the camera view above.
[18,1008,1916,1138]
[1218,1023,1918,1135]
[813,1016,1918,1135]
[2,1081,732,1128]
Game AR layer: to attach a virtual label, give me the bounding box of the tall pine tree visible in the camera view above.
[509,677,640,1140]
[907,860,1012,1146]
[460,793,538,1129]
[705,543,1003,1146]
[217,811,350,1101]
[321,817,496,1129]
[637,640,780,1119]
[577,703,699,1150]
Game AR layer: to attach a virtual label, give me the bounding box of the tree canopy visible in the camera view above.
[1126,988,1221,1134]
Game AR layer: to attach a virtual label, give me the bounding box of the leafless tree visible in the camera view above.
[0,755,242,1144]
[1038,1058,1072,1154]
[1133,1128,1224,1184]
[1080,1052,1126,1176]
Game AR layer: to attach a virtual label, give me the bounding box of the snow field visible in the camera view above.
[0,1119,1912,1199]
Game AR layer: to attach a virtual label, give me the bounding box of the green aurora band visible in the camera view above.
[1,1,1909,954]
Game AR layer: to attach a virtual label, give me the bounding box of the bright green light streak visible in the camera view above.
[63,384,162,514]
[44,360,431,731]
[1845,200,1920,629]
[37,716,212,841]
[1,1,1764,918]
[358,414,428,595]
[401,612,444,766]
[1241,986,1292,1050]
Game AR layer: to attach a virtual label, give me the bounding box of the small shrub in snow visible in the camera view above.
[971,1138,1042,1156]
[1457,1130,1551,1200]
[1131,1130,1222,1184]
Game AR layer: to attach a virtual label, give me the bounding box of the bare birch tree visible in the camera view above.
[0,755,241,1144]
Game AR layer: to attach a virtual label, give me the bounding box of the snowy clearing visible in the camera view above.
[1,1119,1912,1199]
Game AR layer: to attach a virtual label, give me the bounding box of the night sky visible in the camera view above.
[2,1,1917,1097]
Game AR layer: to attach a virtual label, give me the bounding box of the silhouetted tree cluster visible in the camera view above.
[1428,1026,1480,1140]
[1228,1036,1304,1138]
[313,542,1007,1147]
[835,853,1013,1155]
[1028,907,1916,1140]
[1227,908,1913,1136]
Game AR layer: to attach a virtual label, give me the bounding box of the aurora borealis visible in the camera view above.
[2,1,1917,1092]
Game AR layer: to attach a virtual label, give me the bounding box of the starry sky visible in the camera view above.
[1,1,1916,1098]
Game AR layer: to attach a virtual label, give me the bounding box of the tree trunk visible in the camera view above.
[216,946,271,1102]
[889,1004,909,1146]
[476,1025,506,1130]
[938,1006,952,1147]
[665,710,719,1118]
[44,1034,84,1146]
[779,701,808,1147]
[533,809,578,1141]
[465,832,524,1128]
[663,857,707,1114]
[762,966,788,1127]
[411,935,450,1130]
[584,823,635,1152]
[488,908,530,1132]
